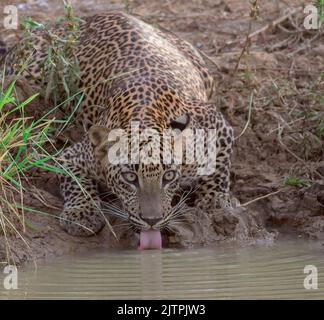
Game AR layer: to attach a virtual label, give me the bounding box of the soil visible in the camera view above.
[0,0,323,265]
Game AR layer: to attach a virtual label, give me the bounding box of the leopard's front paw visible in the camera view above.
[59,206,105,236]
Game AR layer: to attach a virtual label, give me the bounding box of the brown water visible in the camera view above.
[1,240,324,299]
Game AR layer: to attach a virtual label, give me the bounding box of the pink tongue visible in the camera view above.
[139,230,162,250]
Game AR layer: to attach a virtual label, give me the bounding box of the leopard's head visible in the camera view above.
[89,113,191,247]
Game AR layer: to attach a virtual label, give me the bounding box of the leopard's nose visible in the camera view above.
[142,217,161,226]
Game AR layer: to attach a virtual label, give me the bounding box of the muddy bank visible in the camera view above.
[0,186,277,265]
[2,178,323,265]
[0,0,323,264]
[2,175,323,265]
[2,170,323,264]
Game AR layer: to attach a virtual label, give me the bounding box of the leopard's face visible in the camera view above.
[110,163,181,231]
[89,113,191,232]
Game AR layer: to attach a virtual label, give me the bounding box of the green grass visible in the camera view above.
[284,176,311,188]
[0,81,63,262]
[0,81,108,258]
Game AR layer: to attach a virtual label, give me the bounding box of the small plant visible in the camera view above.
[315,0,324,23]
[242,70,255,81]
[284,176,311,188]
[314,117,324,138]
[19,0,83,111]
[249,0,260,20]
[123,0,131,13]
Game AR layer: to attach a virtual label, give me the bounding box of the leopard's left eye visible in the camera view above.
[163,170,177,184]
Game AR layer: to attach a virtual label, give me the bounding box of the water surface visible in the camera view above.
[1,240,324,299]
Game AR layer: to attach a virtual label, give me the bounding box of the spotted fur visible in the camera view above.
[4,12,234,237]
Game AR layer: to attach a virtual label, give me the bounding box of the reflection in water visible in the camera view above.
[1,240,324,299]
[140,252,163,299]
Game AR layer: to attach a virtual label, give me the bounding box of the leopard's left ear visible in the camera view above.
[170,113,190,132]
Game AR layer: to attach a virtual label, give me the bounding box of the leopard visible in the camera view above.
[3,12,235,247]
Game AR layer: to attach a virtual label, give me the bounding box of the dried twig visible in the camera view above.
[241,189,284,207]
[30,187,62,211]
[277,125,324,179]
[243,7,302,44]
[288,29,323,57]
[235,92,254,140]
[222,6,302,51]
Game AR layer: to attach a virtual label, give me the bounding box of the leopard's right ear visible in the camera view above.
[89,125,109,147]
[89,125,110,160]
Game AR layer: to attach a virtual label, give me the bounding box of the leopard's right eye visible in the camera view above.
[121,172,138,185]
